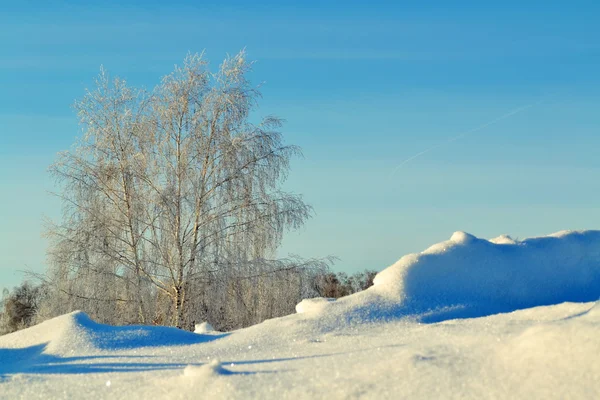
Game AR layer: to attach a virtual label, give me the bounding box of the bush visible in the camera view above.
[313,270,377,299]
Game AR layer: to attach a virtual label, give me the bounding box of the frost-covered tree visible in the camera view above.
[0,282,44,335]
[44,51,329,329]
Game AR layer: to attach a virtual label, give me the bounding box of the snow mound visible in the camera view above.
[489,234,517,245]
[295,297,336,314]
[194,322,216,334]
[303,230,600,324]
[0,311,222,354]
[183,359,232,378]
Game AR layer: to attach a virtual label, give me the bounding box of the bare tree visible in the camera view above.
[44,51,329,329]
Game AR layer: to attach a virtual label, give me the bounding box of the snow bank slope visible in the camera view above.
[2,302,599,399]
[312,230,600,324]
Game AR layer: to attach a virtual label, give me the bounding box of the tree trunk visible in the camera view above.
[174,286,186,329]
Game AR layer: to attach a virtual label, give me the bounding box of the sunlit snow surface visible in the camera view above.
[2,230,600,399]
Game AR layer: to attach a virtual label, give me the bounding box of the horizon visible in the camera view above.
[2,1,600,291]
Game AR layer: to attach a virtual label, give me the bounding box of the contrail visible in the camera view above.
[391,99,545,175]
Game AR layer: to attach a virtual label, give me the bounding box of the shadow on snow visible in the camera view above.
[0,343,203,380]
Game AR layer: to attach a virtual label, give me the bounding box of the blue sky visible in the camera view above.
[1,1,600,290]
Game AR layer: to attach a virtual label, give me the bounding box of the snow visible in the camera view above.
[194,322,216,334]
[294,297,336,314]
[183,359,233,377]
[2,230,600,399]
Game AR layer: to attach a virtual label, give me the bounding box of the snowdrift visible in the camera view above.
[301,230,600,324]
[0,311,227,378]
[0,311,223,355]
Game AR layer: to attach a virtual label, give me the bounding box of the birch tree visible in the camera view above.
[45,51,326,329]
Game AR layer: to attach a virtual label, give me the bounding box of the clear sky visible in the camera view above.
[1,1,600,290]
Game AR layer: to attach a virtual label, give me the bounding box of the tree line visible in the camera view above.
[0,269,376,335]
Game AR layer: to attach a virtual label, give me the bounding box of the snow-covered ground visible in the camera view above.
[2,230,600,399]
